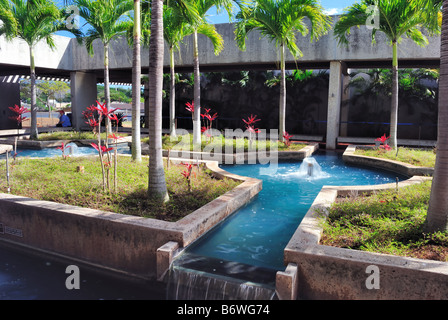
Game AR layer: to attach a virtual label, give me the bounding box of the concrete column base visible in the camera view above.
[156,241,179,281]
[276,263,299,300]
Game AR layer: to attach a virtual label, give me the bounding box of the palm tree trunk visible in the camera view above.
[192,30,201,148]
[389,40,399,149]
[147,0,169,203]
[104,43,112,135]
[169,45,177,138]
[132,0,142,162]
[29,45,38,140]
[279,43,286,141]
[425,0,448,232]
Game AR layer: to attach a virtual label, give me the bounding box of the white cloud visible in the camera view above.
[325,8,343,15]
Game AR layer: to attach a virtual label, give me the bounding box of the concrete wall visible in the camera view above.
[0,77,21,130]
[1,17,441,74]
[281,147,447,300]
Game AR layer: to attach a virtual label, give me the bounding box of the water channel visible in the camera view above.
[0,148,406,299]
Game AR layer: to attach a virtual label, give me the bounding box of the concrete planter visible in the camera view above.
[280,146,447,300]
[0,158,261,281]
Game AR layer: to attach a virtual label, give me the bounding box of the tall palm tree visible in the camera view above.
[164,6,189,139]
[74,0,133,134]
[235,0,331,141]
[147,0,169,202]
[164,5,225,139]
[182,0,235,147]
[131,0,142,162]
[334,0,440,149]
[0,0,66,139]
[425,0,448,232]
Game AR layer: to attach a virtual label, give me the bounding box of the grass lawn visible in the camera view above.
[145,134,308,152]
[35,131,129,141]
[354,147,436,168]
[0,156,240,222]
[320,181,448,262]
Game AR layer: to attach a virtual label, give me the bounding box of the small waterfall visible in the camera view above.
[165,253,277,300]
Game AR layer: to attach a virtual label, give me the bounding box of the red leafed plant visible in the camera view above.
[83,101,122,191]
[9,105,30,159]
[185,101,194,114]
[201,108,218,142]
[181,162,195,192]
[56,142,71,160]
[375,134,391,153]
[283,132,293,147]
[243,114,261,148]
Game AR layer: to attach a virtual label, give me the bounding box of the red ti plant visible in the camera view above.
[201,108,218,142]
[9,105,30,159]
[181,162,195,192]
[243,114,261,149]
[185,101,194,114]
[56,142,71,160]
[375,134,391,153]
[83,101,120,191]
[283,132,293,147]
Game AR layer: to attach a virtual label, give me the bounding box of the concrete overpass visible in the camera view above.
[0,17,441,148]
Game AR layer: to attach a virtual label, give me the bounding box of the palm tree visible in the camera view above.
[235,0,331,141]
[334,0,440,149]
[0,0,66,139]
[425,0,448,232]
[182,0,235,147]
[131,0,142,162]
[147,0,169,202]
[164,6,190,139]
[74,0,133,134]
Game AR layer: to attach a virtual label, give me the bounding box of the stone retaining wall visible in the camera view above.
[281,146,448,300]
[0,159,261,281]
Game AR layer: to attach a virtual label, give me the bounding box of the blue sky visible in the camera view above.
[207,0,358,24]
[56,0,358,37]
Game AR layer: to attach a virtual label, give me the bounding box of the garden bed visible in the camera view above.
[281,145,448,300]
[320,180,448,262]
[0,156,240,222]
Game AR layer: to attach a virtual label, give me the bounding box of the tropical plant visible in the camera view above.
[163,6,191,139]
[0,0,75,139]
[8,104,30,158]
[425,0,448,232]
[235,0,331,141]
[334,0,441,149]
[147,0,170,202]
[73,0,133,135]
[131,0,142,162]
[180,0,247,146]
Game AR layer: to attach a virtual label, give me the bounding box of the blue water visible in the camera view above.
[1,143,131,159]
[187,152,406,271]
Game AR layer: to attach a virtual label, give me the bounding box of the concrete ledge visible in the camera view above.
[338,137,437,148]
[0,144,12,155]
[0,136,131,150]
[343,145,434,177]
[0,158,262,281]
[141,142,319,164]
[282,147,446,299]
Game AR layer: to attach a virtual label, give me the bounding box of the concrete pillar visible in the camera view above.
[326,61,346,149]
[276,263,299,300]
[0,76,22,130]
[339,68,352,137]
[156,241,179,281]
[70,71,97,130]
